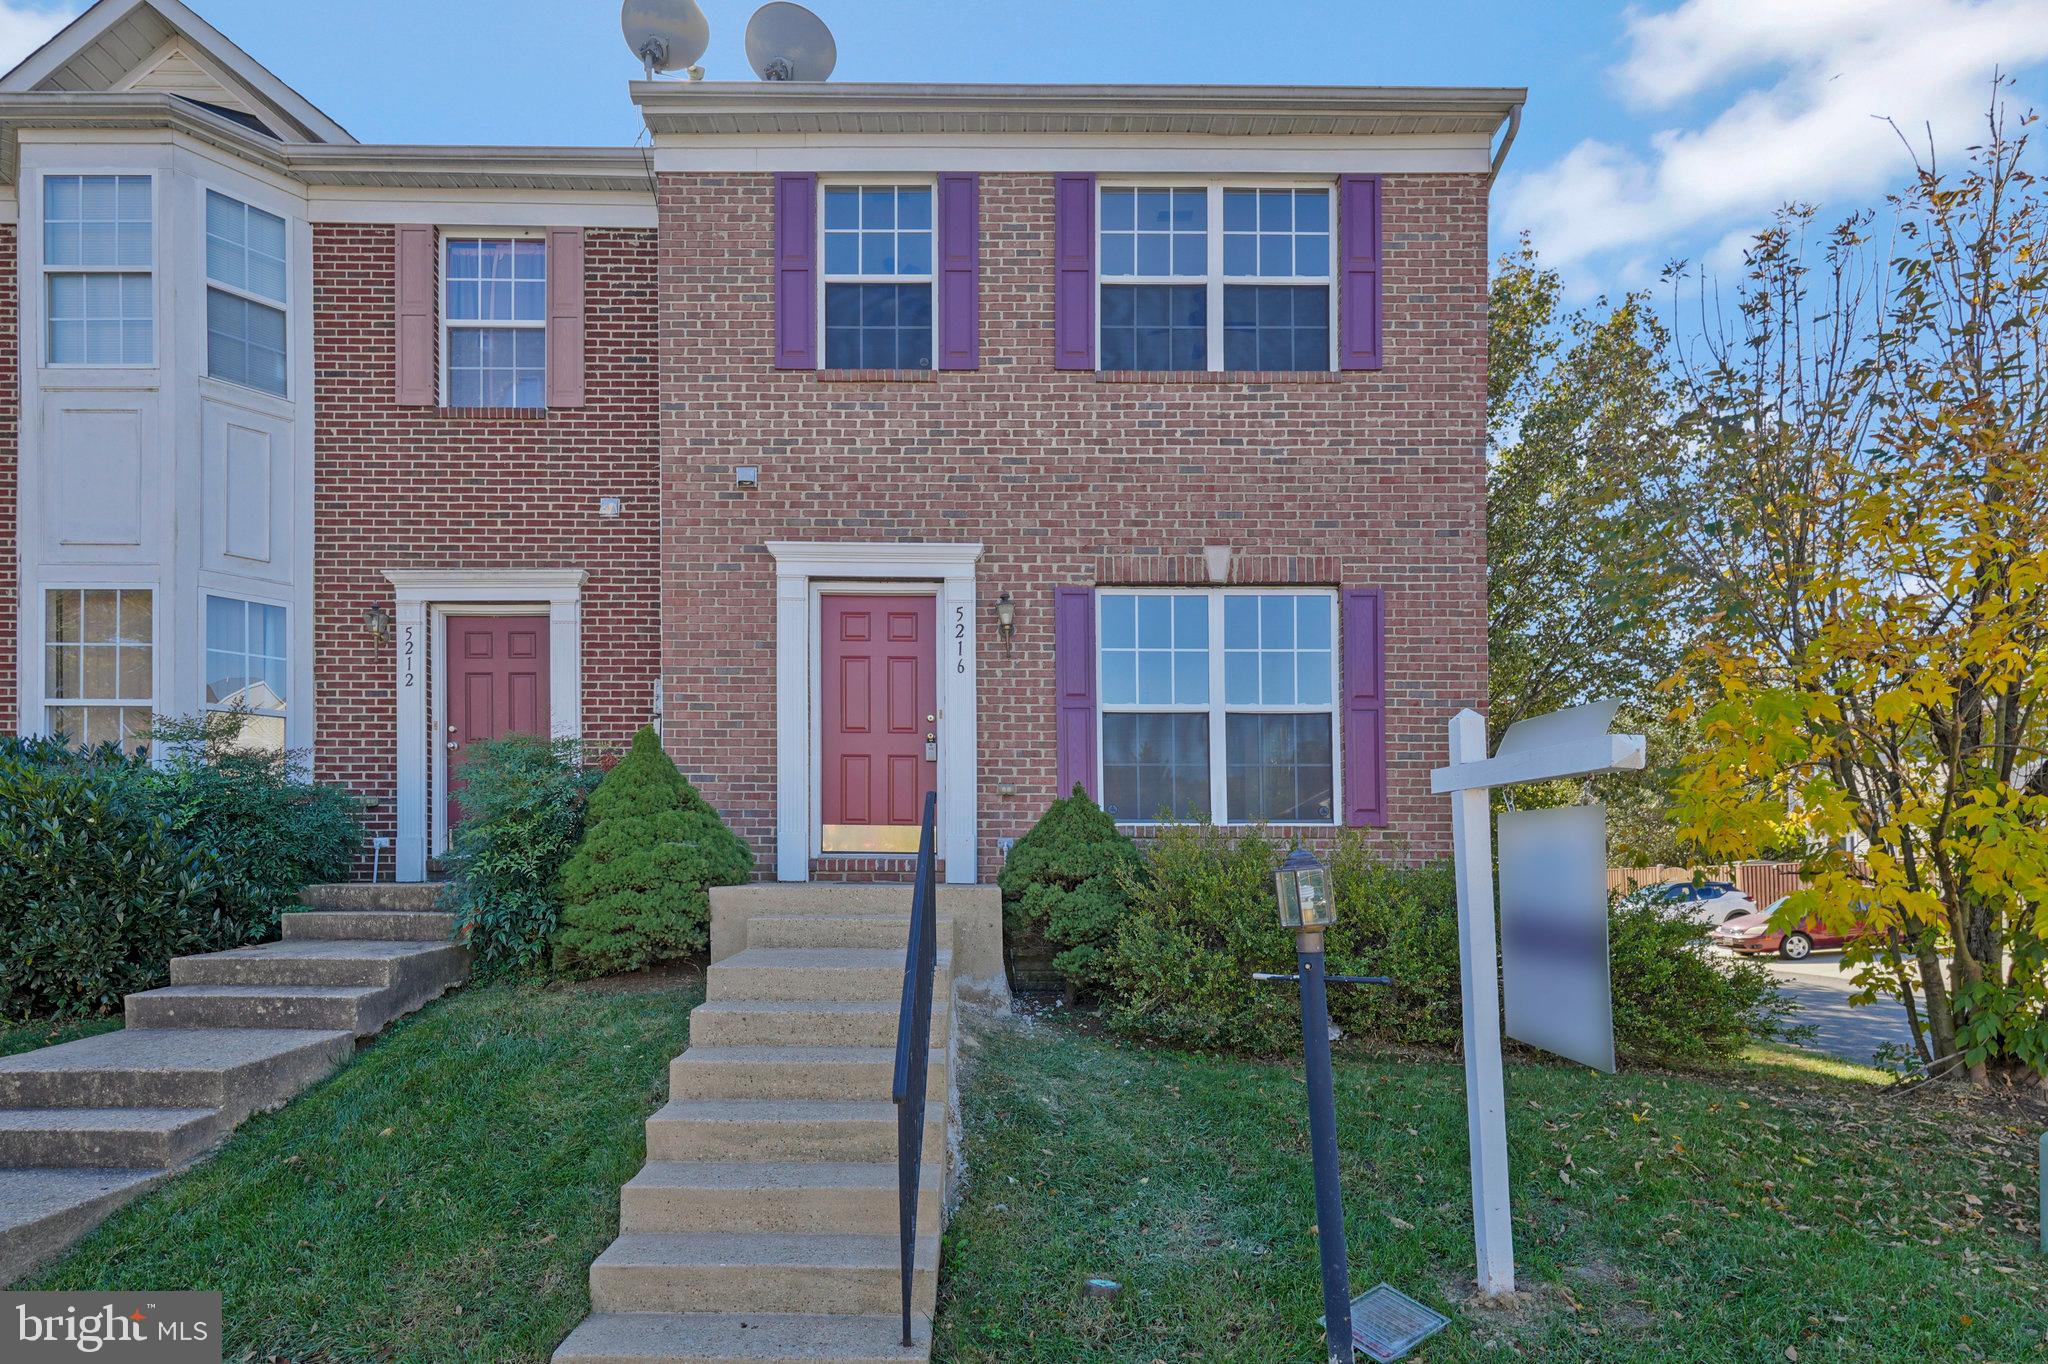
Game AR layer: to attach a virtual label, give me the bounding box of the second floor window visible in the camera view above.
[44,174,153,367]
[1099,183,1334,374]
[206,191,289,396]
[443,236,546,408]
[823,185,933,370]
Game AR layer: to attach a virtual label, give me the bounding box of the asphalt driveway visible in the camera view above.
[1746,949,1919,1067]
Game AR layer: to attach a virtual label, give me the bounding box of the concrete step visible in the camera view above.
[552,1311,928,1363]
[645,1100,944,1166]
[706,949,951,1006]
[124,983,411,1038]
[687,1000,947,1052]
[669,1046,944,1104]
[282,910,457,943]
[170,939,468,990]
[0,1107,220,1170]
[0,1028,353,1125]
[298,882,447,913]
[0,1167,167,1287]
[589,1232,938,1317]
[621,1161,941,1239]
[744,914,949,953]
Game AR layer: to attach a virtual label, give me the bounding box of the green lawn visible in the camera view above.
[933,1018,2048,1363]
[0,1015,124,1059]
[24,979,697,1362]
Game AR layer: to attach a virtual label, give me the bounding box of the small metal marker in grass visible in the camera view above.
[1321,1284,1452,1362]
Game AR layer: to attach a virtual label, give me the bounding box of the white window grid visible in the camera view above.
[204,594,288,717]
[42,585,155,751]
[1095,587,1342,825]
[1096,180,1339,373]
[817,178,937,370]
[438,232,548,408]
[203,189,289,397]
[41,173,155,368]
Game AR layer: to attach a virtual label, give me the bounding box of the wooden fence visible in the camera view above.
[1607,862,1808,906]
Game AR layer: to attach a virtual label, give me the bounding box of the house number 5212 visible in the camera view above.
[401,624,417,689]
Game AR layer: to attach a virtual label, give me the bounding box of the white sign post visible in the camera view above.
[1432,701,1646,1297]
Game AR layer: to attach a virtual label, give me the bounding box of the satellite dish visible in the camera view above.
[746,2,837,81]
[621,0,710,80]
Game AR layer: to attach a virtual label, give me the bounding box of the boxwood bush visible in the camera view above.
[997,785,1142,998]
[552,728,753,978]
[443,734,601,977]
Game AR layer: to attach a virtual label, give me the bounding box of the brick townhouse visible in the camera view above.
[0,0,1520,886]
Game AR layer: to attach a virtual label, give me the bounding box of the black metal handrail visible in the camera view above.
[890,789,940,1348]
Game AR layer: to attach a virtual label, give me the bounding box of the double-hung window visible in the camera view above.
[43,174,153,366]
[822,184,934,370]
[443,236,546,408]
[205,191,289,396]
[205,595,288,751]
[1097,589,1338,825]
[44,587,153,750]
[1098,183,1335,373]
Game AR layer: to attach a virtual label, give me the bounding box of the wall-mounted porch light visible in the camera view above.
[364,604,394,644]
[994,591,1016,645]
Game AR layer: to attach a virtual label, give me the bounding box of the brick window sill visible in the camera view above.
[1094,370,1343,385]
[432,406,550,421]
[815,368,938,384]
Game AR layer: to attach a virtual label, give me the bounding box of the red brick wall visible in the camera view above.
[655,172,1489,874]
[0,225,15,734]
[310,224,661,861]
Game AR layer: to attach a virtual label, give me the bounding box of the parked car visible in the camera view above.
[1633,880,1756,926]
[1712,897,1871,959]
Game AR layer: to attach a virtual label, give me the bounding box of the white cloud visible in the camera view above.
[0,2,74,77]
[1502,0,2048,280]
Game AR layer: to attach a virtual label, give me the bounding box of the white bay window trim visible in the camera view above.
[40,172,156,369]
[1095,587,1341,826]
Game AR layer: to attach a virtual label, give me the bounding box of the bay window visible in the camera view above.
[1098,589,1339,824]
[43,174,153,366]
[205,191,289,396]
[44,587,153,750]
[1099,182,1334,373]
[822,184,934,370]
[205,595,288,751]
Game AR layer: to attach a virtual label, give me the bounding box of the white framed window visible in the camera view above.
[821,182,934,370]
[1098,182,1335,374]
[42,174,154,367]
[441,235,546,408]
[1097,588,1339,825]
[44,587,154,751]
[205,594,288,752]
[205,190,288,396]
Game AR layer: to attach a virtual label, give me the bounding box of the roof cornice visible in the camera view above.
[633,81,1526,141]
[0,92,653,194]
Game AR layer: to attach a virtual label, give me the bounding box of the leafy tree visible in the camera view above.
[998,785,1142,997]
[1667,95,2048,1087]
[443,734,600,976]
[553,727,753,978]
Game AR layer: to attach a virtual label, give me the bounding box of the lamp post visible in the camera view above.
[1272,846,1358,1363]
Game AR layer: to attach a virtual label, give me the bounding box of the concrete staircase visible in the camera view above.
[0,883,468,1284]
[553,883,1004,1364]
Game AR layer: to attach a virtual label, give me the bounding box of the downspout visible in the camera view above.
[1487,101,1523,189]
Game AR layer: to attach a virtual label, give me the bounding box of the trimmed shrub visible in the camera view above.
[1101,826,1787,1062]
[444,734,601,977]
[998,785,1142,997]
[0,716,363,1020]
[552,728,753,978]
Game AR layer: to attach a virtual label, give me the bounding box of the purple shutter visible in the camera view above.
[1342,588,1388,826]
[1338,175,1383,371]
[393,224,436,406]
[937,173,980,370]
[1054,586,1097,800]
[545,227,586,407]
[773,172,817,369]
[1052,173,1096,370]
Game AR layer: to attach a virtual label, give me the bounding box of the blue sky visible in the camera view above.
[5,0,2046,296]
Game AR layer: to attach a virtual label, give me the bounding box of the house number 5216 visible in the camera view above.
[954,605,967,674]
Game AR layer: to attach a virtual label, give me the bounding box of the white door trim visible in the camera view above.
[384,568,585,882]
[767,542,982,884]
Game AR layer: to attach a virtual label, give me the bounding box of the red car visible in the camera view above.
[1711,897,1871,959]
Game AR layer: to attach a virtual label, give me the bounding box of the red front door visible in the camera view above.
[446,614,550,831]
[819,594,937,854]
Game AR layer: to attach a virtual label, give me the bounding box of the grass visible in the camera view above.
[933,1016,2048,1363]
[0,1015,123,1059]
[24,978,698,1363]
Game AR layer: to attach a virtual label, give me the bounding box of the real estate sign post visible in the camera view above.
[1432,701,1646,1296]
